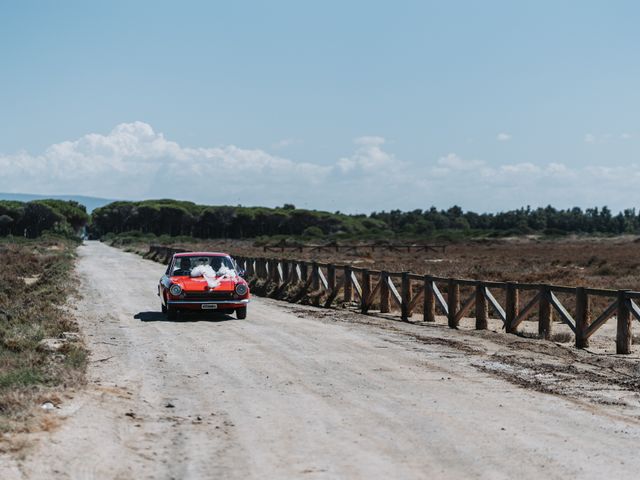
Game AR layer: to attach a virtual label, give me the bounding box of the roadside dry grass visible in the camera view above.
[0,236,85,438]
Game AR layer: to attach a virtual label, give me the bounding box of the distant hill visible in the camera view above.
[0,193,115,212]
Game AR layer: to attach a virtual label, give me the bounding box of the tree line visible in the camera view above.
[89,200,640,240]
[89,200,385,239]
[370,205,640,236]
[2,198,638,240]
[0,199,89,238]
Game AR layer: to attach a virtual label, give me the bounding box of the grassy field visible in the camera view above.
[117,234,640,291]
[0,236,85,437]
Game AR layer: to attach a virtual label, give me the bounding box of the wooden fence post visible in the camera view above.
[447,278,460,329]
[575,287,590,349]
[327,264,336,292]
[281,261,290,285]
[617,290,632,354]
[424,276,436,322]
[343,266,353,303]
[311,262,320,290]
[361,270,371,314]
[505,282,519,334]
[380,271,390,313]
[475,282,488,330]
[539,285,552,340]
[268,259,274,280]
[401,272,411,321]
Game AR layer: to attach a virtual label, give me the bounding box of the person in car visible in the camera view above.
[172,257,192,276]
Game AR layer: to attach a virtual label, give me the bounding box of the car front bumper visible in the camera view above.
[167,299,250,310]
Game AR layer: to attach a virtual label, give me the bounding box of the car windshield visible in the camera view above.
[171,256,235,276]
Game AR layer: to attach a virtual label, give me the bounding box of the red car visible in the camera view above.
[158,252,250,320]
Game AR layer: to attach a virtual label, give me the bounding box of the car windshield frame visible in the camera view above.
[168,255,236,277]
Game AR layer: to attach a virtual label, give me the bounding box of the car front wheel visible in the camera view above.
[236,307,247,319]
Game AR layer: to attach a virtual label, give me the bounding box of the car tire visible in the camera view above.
[236,307,247,319]
[161,303,167,313]
[167,307,177,321]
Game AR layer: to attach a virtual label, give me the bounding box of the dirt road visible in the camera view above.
[4,241,640,479]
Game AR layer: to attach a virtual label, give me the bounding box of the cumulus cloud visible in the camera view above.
[497,132,511,142]
[337,136,402,173]
[2,122,640,212]
[0,122,331,204]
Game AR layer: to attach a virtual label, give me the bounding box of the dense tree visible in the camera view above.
[88,199,640,240]
[0,199,88,238]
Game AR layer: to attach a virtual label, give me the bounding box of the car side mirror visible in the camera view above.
[237,269,246,278]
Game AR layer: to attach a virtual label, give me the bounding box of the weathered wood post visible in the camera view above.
[343,266,353,303]
[380,271,390,313]
[256,259,264,278]
[401,272,411,321]
[327,264,336,293]
[424,276,436,322]
[475,282,488,330]
[447,278,460,329]
[575,287,591,349]
[617,290,632,354]
[300,262,309,284]
[361,270,371,314]
[278,260,288,284]
[311,262,320,290]
[539,285,552,340]
[250,258,256,278]
[505,282,519,334]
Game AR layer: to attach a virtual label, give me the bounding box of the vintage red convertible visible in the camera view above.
[158,252,250,320]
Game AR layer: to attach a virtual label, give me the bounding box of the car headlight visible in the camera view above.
[235,284,248,296]
[169,284,183,296]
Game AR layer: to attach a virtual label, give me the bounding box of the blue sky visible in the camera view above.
[1,1,639,213]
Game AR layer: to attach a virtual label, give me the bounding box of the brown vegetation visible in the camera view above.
[123,235,640,291]
[0,237,85,435]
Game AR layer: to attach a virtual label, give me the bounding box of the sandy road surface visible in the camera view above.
[4,241,640,479]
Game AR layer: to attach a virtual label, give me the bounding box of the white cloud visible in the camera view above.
[584,133,596,143]
[0,122,331,204]
[497,132,511,142]
[437,153,484,171]
[337,136,402,173]
[2,122,640,212]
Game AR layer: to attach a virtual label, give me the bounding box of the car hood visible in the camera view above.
[170,275,237,292]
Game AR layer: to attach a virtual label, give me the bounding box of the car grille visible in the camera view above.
[183,291,235,301]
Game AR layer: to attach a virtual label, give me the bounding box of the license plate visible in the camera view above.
[201,304,218,310]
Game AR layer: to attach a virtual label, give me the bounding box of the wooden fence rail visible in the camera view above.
[145,245,640,355]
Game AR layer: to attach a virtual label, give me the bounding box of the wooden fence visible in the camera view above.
[145,245,640,355]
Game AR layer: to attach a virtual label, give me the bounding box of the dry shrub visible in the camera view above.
[0,238,86,435]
